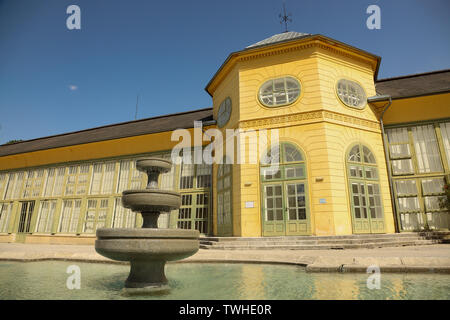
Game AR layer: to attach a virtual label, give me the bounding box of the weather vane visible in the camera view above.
[279,2,292,33]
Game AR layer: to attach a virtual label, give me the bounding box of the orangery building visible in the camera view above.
[0,32,449,244]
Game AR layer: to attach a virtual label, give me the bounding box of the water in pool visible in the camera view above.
[0,261,449,299]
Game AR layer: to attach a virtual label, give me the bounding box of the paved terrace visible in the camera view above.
[1,243,450,273]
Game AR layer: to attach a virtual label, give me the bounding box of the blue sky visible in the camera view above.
[0,0,449,144]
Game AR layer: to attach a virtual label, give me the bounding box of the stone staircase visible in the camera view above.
[199,231,450,250]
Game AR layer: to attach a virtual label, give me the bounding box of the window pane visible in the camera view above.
[262,168,281,180]
[421,178,445,195]
[348,145,361,162]
[117,160,130,193]
[364,167,378,179]
[426,211,450,230]
[283,144,303,162]
[424,196,446,211]
[439,122,450,168]
[387,127,409,144]
[395,180,417,196]
[389,144,411,159]
[392,159,414,175]
[400,212,424,231]
[261,145,280,165]
[0,203,12,233]
[411,125,443,173]
[398,197,420,213]
[363,146,376,164]
[259,77,300,107]
[336,79,366,108]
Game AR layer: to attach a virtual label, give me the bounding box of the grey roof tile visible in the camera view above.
[0,108,213,157]
[246,31,311,49]
[375,69,450,99]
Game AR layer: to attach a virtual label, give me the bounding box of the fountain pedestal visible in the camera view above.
[95,158,199,293]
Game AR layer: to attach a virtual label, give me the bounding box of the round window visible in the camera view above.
[336,79,366,109]
[258,76,300,107]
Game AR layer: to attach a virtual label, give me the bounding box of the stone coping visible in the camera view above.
[122,189,180,195]
[96,228,199,239]
[1,243,450,274]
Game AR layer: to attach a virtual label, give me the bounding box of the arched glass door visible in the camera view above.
[347,144,385,233]
[260,143,310,236]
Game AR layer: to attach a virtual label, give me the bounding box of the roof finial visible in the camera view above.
[279,1,292,33]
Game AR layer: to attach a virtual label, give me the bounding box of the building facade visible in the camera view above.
[0,32,449,244]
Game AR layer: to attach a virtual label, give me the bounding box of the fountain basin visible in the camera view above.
[95,228,199,262]
[121,189,181,213]
[135,158,171,173]
[95,228,199,291]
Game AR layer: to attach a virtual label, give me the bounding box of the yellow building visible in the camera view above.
[0,32,449,244]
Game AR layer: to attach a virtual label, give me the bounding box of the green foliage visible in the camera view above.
[4,139,23,145]
[439,183,450,211]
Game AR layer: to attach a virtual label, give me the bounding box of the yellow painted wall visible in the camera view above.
[0,127,211,171]
[209,38,393,236]
[231,121,394,237]
[382,93,450,125]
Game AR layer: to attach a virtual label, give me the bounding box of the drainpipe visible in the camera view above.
[367,94,399,232]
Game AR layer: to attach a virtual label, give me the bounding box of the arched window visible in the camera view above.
[217,157,232,236]
[260,142,309,236]
[347,144,384,233]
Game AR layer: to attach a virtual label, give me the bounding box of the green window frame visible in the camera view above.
[258,76,301,107]
[386,121,450,231]
[336,79,367,109]
[35,200,58,233]
[217,158,233,236]
[83,198,109,233]
[260,142,310,236]
[176,154,212,234]
[0,202,13,233]
[260,143,306,182]
[58,199,82,233]
[346,143,384,233]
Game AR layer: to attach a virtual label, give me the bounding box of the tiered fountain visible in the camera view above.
[95,158,199,293]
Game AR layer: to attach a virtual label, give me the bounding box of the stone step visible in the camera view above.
[199,232,449,250]
[201,236,427,247]
[199,239,436,250]
[200,232,427,243]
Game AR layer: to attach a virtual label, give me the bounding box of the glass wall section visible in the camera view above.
[36,200,57,233]
[43,167,65,197]
[0,202,12,233]
[112,197,136,228]
[0,173,8,199]
[0,149,213,237]
[89,162,116,195]
[386,120,450,231]
[83,198,109,233]
[59,199,82,233]
[217,159,232,236]
[176,154,212,234]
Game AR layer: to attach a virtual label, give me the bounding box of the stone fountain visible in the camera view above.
[95,158,199,293]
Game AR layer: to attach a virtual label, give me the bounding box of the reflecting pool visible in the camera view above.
[0,261,449,300]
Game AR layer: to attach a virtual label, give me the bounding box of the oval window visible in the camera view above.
[258,76,301,107]
[336,79,366,109]
[217,97,232,128]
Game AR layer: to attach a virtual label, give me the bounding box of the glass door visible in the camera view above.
[262,181,309,236]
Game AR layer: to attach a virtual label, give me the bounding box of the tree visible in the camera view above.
[4,139,23,145]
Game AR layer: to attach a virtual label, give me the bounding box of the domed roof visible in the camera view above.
[246,31,311,49]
